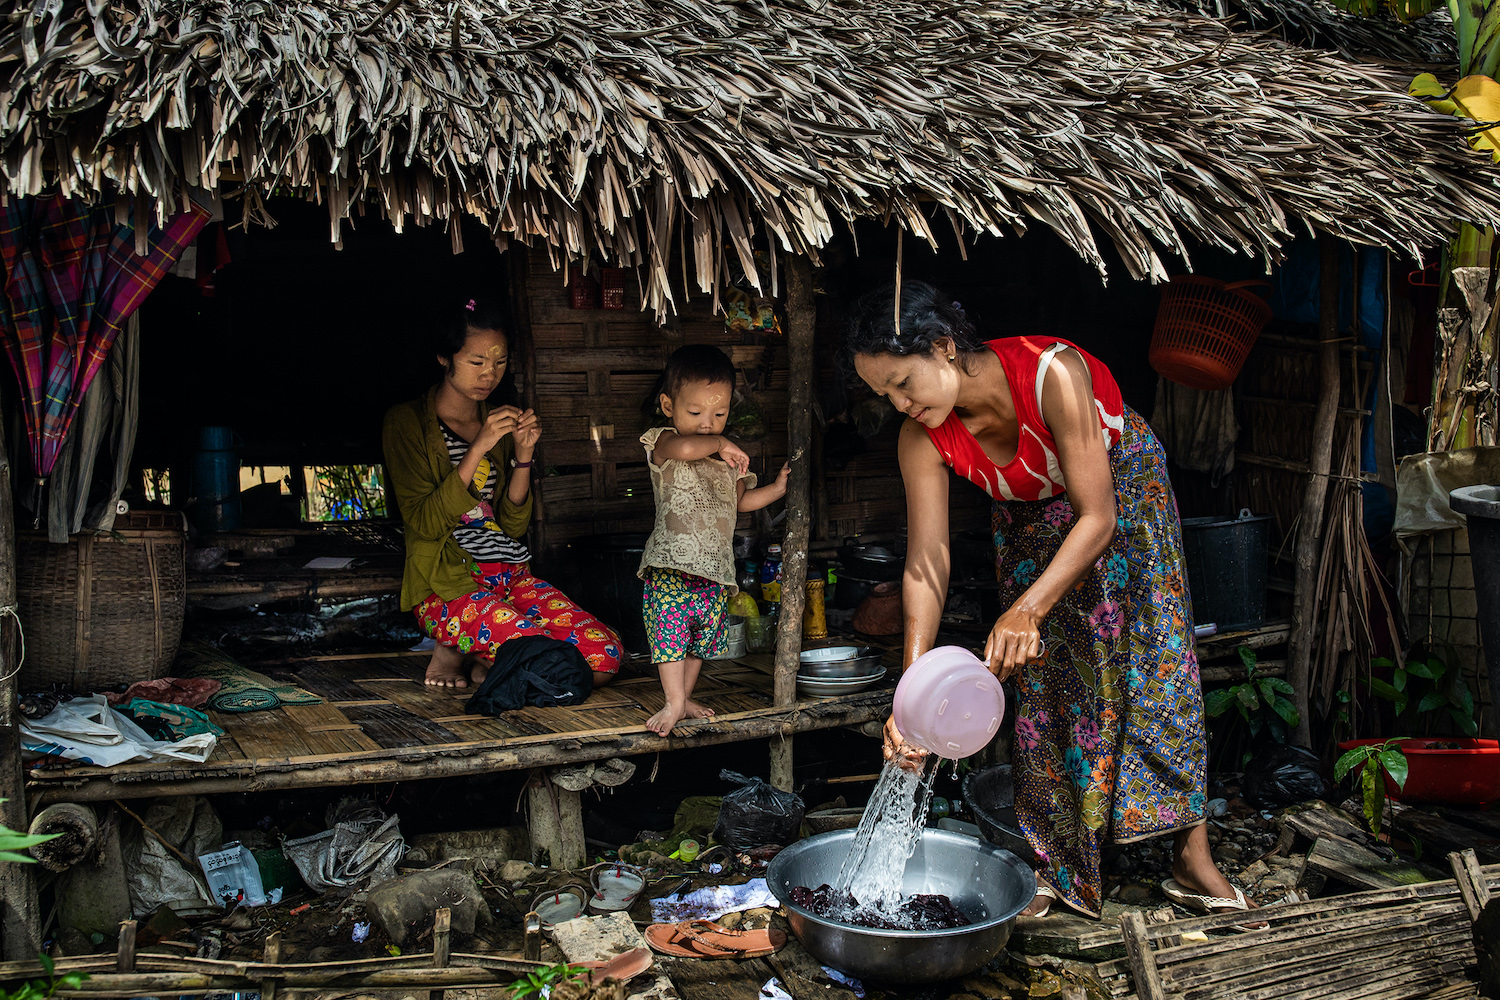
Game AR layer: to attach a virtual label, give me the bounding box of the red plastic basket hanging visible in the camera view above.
[569,264,600,310]
[600,267,627,310]
[1148,276,1273,391]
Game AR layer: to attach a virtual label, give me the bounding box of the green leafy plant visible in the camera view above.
[1,954,89,1000]
[508,962,586,999]
[1368,654,1478,737]
[1334,738,1409,838]
[0,800,57,864]
[1204,646,1301,764]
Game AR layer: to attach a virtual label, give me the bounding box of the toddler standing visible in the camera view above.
[638,346,789,736]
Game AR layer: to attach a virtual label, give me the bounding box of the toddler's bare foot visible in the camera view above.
[646,702,689,736]
[683,700,714,720]
[424,645,468,688]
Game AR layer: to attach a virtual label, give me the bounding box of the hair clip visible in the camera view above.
[464,299,476,311]
[951,300,963,312]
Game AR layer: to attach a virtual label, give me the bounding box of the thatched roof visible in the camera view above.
[4,0,1498,314]
[1163,0,1455,64]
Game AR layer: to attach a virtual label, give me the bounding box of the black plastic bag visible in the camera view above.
[712,770,805,849]
[1242,745,1329,809]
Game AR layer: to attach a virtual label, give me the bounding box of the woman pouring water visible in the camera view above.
[841,282,1250,921]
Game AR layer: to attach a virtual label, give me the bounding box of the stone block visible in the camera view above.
[364,869,485,947]
[404,826,530,869]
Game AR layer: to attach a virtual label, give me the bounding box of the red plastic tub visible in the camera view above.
[1337,737,1500,806]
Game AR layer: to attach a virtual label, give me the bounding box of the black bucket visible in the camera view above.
[544,533,650,655]
[961,764,1037,865]
[1179,508,1271,632]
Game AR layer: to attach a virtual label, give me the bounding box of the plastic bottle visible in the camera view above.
[737,560,762,601]
[761,544,783,603]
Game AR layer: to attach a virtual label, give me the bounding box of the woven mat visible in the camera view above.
[175,641,322,713]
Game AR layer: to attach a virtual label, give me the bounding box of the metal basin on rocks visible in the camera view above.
[767,829,1035,984]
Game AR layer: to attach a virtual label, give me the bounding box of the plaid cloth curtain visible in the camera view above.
[0,193,209,488]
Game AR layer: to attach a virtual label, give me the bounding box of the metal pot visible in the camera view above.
[962,764,1037,865]
[838,537,904,581]
[766,829,1034,984]
[798,646,883,678]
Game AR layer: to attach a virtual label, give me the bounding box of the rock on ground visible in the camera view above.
[364,869,485,946]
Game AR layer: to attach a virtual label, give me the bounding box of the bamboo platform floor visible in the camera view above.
[24,651,894,806]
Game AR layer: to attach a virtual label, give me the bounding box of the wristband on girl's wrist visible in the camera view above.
[510,458,533,469]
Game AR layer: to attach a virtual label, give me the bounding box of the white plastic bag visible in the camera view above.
[20,695,216,766]
[199,842,273,907]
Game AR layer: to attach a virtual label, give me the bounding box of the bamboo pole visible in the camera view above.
[1289,237,1342,747]
[770,256,816,791]
[0,403,41,961]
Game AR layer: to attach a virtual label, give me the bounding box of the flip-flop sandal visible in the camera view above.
[573,946,653,985]
[1024,883,1059,918]
[1159,879,1248,914]
[676,920,787,959]
[1160,879,1266,931]
[531,884,589,931]
[644,921,737,959]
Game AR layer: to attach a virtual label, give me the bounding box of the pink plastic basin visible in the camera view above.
[892,646,1005,760]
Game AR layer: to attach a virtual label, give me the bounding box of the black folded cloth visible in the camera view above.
[465,635,592,715]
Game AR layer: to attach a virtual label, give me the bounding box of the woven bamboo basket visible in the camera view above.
[15,510,188,691]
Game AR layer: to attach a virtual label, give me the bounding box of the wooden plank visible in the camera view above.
[1434,806,1500,839]
[287,663,382,701]
[1450,848,1491,920]
[340,703,462,749]
[226,708,317,760]
[1305,834,1443,890]
[1119,911,1166,1000]
[1398,810,1500,864]
[27,689,894,801]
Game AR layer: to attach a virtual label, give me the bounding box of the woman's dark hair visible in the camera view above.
[660,344,736,399]
[838,281,983,383]
[433,296,509,366]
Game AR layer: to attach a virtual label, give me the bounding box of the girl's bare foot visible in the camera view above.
[470,658,491,686]
[645,701,689,736]
[683,699,714,720]
[424,645,468,688]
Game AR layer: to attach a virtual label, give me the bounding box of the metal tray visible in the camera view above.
[795,668,887,697]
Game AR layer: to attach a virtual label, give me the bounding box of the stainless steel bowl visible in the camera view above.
[767,829,1035,984]
[798,646,884,678]
[795,669,886,697]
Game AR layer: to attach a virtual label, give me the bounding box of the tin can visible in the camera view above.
[803,578,828,639]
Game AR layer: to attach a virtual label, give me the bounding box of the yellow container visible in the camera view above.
[803,578,828,639]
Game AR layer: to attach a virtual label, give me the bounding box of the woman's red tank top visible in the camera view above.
[922,338,1124,502]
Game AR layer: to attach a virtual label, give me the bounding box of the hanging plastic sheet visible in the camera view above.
[1393,446,1500,540]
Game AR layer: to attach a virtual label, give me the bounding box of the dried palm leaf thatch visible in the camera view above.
[4,0,1500,317]
[1164,0,1455,65]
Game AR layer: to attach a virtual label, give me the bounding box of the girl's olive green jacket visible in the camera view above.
[382,386,532,611]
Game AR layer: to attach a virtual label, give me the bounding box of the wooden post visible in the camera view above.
[523,912,542,962]
[1119,910,1166,1000]
[1450,848,1491,921]
[0,408,41,961]
[115,920,137,974]
[429,907,451,1000]
[770,256,816,792]
[1288,237,1341,748]
[260,931,281,1000]
[525,771,585,870]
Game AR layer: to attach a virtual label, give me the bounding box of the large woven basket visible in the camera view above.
[15,511,188,691]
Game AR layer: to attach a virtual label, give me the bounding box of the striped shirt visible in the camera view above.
[439,419,532,564]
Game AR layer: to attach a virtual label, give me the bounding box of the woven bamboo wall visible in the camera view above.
[519,252,790,552]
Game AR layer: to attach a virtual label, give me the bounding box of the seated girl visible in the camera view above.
[382,298,623,690]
